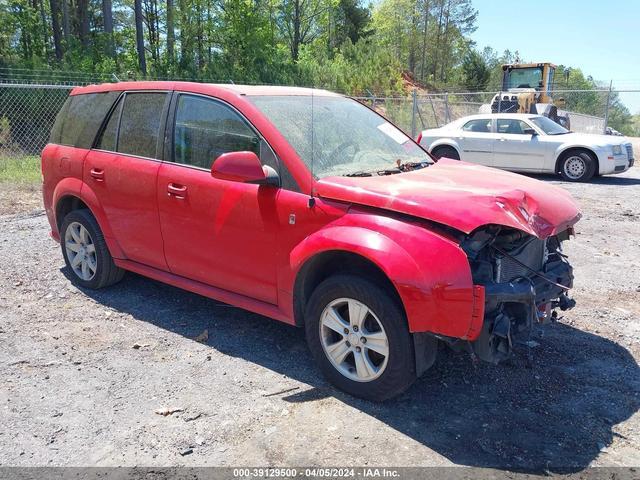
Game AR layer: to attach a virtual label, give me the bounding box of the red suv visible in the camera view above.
[42,82,581,400]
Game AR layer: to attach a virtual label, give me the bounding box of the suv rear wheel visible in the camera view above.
[305,275,416,401]
[60,209,124,289]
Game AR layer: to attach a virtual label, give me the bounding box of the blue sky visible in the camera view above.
[470,0,640,113]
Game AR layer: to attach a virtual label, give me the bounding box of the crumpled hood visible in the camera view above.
[315,159,581,238]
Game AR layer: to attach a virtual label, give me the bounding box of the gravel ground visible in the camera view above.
[1,167,639,472]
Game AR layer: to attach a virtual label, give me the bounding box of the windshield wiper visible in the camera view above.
[398,161,431,171]
[344,167,401,177]
[344,170,373,177]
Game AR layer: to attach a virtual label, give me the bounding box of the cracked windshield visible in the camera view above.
[249,95,431,178]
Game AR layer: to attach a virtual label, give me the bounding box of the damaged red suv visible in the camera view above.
[42,82,580,400]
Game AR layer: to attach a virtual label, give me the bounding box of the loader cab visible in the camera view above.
[501,63,556,102]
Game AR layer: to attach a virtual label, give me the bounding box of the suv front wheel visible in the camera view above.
[305,275,416,401]
[60,209,124,289]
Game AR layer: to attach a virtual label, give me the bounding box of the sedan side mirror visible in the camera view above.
[523,128,538,136]
[211,151,279,187]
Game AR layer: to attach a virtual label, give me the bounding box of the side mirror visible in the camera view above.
[211,151,279,187]
[523,128,537,136]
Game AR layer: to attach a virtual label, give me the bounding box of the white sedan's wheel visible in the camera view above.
[563,155,586,180]
[319,297,389,382]
[65,221,97,281]
[559,151,596,182]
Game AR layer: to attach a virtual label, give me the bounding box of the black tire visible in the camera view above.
[305,275,416,401]
[558,150,596,182]
[60,209,125,289]
[431,145,460,160]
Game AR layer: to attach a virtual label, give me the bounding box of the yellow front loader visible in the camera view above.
[486,63,570,128]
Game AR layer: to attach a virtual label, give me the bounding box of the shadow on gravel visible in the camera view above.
[524,172,640,186]
[67,268,640,473]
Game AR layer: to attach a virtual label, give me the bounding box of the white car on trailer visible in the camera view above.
[418,113,634,182]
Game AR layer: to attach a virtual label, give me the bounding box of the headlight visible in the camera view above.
[612,145,623,155]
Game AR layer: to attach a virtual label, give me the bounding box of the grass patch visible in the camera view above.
[0,155,41,184]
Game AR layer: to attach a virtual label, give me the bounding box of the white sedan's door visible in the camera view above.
[492,118,546,172]
[455,118,495,166]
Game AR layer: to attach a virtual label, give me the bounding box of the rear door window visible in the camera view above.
[117,92,168,159]
[462,119,491,133]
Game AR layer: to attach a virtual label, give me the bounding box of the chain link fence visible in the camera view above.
[0,78,636,177]
[355,89,618,137]
[0,84,73,159]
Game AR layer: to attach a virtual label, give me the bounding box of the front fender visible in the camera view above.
[428,138,460,155]
[554,144,602,172]
[287,212,481,339]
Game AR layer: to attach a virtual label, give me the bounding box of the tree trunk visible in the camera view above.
[134,0,147,75]
[420,0,429,82]
[292,0,301,61]
[77,0,90,49]
[408,1,418,74]
[166,0,175,65]
[439,1,451,82]
[37,0,49,58]
[432,0,444,79]
[49,0,64,60]
[102,0,114,56]
[61,0,70,45]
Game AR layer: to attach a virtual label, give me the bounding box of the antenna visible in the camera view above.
[309,87,316,208]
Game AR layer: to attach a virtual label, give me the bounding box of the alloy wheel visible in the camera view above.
[64,221,97,281]
[319,297,389,382]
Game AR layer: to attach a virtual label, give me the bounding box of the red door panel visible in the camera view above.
[157,163,279,304]
[83,150,166,270]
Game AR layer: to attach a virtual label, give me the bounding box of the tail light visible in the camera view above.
[416,132,423,144]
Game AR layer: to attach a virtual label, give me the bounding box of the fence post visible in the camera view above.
[603,80,612,135]
[444,92,450,124]
[429,95,439,128]
[411,89,417,138]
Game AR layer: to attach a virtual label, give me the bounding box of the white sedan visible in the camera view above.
[418,113,635,182]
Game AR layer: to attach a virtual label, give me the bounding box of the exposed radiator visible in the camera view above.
[494,238,546,283]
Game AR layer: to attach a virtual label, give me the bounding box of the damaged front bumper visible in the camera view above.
[462,226,577,363]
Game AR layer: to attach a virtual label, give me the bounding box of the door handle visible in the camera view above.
[499,137,506,141]
[90,168,104,181]
[167,183,187,199]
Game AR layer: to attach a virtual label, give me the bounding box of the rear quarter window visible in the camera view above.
[52,91,120,148]
[49,97,71,144]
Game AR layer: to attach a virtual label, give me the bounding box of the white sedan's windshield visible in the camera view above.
[248,95,431,178]
[530,116,569,135]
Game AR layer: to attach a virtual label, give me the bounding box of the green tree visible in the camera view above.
[461,49,489,91]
